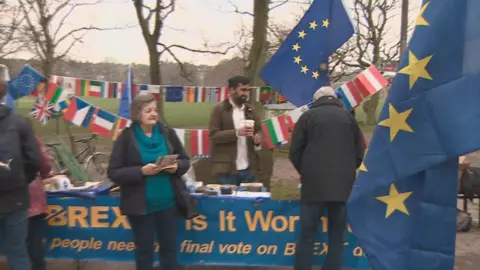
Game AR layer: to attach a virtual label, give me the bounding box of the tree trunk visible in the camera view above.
[245,0,273,190]
[147,44,165,122]
[362,93,380,125]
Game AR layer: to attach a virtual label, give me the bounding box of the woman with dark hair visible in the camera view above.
[107,93,190,270]
[24,118,52,270]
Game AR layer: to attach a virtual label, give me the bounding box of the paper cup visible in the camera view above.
[242,119,255,128]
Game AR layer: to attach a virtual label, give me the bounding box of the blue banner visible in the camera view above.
[3,196,370,268]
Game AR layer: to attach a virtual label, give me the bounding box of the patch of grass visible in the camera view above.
[270,180,300,200]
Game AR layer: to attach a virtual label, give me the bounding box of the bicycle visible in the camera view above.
[45,134,110,181]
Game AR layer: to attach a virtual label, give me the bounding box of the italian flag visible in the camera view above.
[262,115,290,149]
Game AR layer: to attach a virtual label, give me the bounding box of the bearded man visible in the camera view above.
[208,76,262,185]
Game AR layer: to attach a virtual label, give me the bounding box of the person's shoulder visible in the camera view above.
[212,100,227,111]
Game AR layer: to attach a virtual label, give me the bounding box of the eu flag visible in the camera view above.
[347,0,480,269]
[8,65,45,100]
[118,65,133,119]
[260,0,353,106]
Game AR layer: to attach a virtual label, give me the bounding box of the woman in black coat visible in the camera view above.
[107,93,190,270]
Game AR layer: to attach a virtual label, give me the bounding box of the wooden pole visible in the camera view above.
[399,0,409,55]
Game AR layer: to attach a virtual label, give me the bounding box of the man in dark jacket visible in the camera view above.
[289,86,364,270]
[0,80,42,270]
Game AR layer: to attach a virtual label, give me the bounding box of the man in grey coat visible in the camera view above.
[289,86,365,270]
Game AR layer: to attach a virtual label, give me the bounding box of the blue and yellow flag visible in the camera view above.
[348,0,480,269]
[8,65,45,100]
[260,0,353,107]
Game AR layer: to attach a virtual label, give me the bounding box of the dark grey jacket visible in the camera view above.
[289,96,364,202]
[107,122,190,216]
[0,105,42,214]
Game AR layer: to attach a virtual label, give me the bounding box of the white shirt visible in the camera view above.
[229,98,249,170]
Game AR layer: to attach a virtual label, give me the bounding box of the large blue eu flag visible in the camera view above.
[260,0,353,106]
[8,65,45,100]
[348,0,480,269]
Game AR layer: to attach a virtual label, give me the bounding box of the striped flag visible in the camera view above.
[195,87,208,102]
[90,108,117,138]
[45,83,69,112]
[89,80,103,97]
[262,115,290,148]
[354,65,389,97]
[337,81,363,110]
[190,129,210,157]
[216,87,229,102]
[109,82,122,99]
[76,79,90,96]
[112,117,132,140]
[185,87,195,103]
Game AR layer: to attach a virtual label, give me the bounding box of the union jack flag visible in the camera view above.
[30,97,54,125]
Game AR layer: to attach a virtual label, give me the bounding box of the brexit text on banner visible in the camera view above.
[0,197,370,268]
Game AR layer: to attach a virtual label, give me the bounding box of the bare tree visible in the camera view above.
[18,0,119,152]
[0,4,25,58]
[18,0,117,77]
[335,0,401,125]
[133,0,234,121]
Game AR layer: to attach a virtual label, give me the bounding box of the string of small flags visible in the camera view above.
[31,65,387,158]
[48,75,286,104]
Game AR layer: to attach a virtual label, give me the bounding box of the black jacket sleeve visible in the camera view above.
[107,130,145,185]
[17,116,42,183]
[167,127,190,177]
[289,112,309,173]
[353,120,365,168]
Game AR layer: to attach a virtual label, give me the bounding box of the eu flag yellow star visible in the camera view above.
[312,71,319,79]
[416,1,430,26]
[298,30,307,39]
[376,184,412,218]
[378,104,414,142]
[301,65,309,74]
[293,56,302,64]
[322,19,329,28]
[398,51,433,89]
[309,21,318,30]
[292,43,301,52]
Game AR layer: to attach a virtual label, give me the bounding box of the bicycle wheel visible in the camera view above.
[84,152,110,181]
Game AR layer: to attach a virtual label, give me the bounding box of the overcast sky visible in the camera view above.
[12,0,421,66]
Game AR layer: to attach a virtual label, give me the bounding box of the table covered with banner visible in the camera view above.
[4,195,369,268]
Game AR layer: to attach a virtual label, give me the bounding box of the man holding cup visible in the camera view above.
[209,76,262,185]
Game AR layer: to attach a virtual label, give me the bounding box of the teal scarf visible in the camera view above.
[133,123,175,213]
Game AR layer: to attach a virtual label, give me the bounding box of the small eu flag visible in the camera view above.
[348,0,480,269]
[8,65,45,100]
[260,0,353,107]
[118,65,133,119]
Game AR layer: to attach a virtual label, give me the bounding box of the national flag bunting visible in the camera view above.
[287,105,309,129]
[262,115,290,148]
[174,128,186,146]
[113,117,131,141]
[30,97,54,125]
[190,129,210,157]
[337,81,363,110]
[90,108,117,138]
[354,65,389,97]
[63,97,95,128]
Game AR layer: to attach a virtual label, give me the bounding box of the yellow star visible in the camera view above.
[312,71,319,79]
[309,20,318,30]
[376,184,413,218]
[378,104,414,142]
[293,56,302,64]
[416,1,430,26]
[319,63,328,70]
[292,43,301,52]
[322,19,329,28]
[358,148,368,172]
[398,51,433,89]
[301,65,309,74]
[298,30,307,39]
